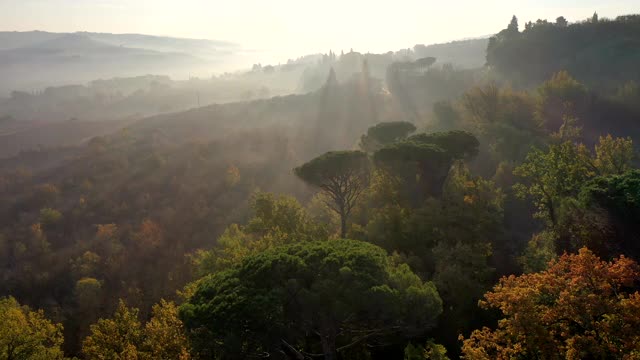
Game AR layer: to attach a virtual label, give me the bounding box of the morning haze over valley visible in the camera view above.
[0,1,640,359]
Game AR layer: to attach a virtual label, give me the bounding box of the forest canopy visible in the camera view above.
[0,10,639,360]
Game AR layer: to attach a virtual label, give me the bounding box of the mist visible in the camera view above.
[1,2,640,359]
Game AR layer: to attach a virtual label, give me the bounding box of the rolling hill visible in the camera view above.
[0,31,242,95]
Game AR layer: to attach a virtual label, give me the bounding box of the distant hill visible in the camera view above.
[0,31,60,49]
[0,33,202,65]
[487,14,640,90]
[83,32,237,57]
[0,31,243,95]
[0,31,238,54]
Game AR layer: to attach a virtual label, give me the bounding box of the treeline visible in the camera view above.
[487,14,640,90]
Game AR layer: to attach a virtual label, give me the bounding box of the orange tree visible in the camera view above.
[462,248,640,359]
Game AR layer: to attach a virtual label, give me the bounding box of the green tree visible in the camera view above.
[578,170,640,259]
[192,192,328,274]
[515,136,636,256]
[244,191,327,240]
[374,131,479,202]
[0,296,64,360]
[519,230,558,273]
[513,141,594,226]
[404,340,449,360]
[180,240,442,360]
[295,151,371,237]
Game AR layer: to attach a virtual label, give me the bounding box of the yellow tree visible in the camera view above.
[83,300,191,360]
[462,248,640,359]
[594,134,635,175]
[0,296,64,360]
[82,300,143,360]
[142,300,191,360]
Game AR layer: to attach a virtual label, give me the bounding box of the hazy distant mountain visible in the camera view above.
[0,31,61,49]
[83,32,238,57]
[0,31,243,95]
[0,31,238,53]
[0,33,202,65]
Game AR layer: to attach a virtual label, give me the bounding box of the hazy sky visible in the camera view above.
[0,0,638,62]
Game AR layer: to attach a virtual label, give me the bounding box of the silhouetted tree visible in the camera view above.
[507,15,519,33]
[295,151,370,237]
[555,16,568,27]
[359,121,417,153]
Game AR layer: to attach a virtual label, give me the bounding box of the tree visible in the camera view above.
[192,192,328,274]
[535,71,589,134]
[313,67,347,154]
[592,12,599,23]
[555,16,568,27]
[507,15,519,33]
[515,136,636,255]
[578,170,640,259]
[0,297,64,360]
[462,83,500,125]
[407,131,479,160]
[415,57,437,69]
[513,141,594,226]
[374,141,447,204]
[142,300,191,360]
[82,300,143,360]
[462,248,640,359]
[419,166,502,350]
[244,192,327,240]
[295,151,371,237]
[374,131,479,202]
[83,299,191,360]
[180,240,443,360]
[73,277,103,339]
[462,85,541,162]
[431,101,461,131]
[594,134,635,175]
[404,340,449,360]
[359,122,417,153]
[38,208,62,227]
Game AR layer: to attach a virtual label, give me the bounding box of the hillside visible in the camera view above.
[487,14,640,89]
[3,13,640,359]
[0,118,134,160]
[0,36,492,157]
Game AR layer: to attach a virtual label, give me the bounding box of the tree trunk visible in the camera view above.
[340,212,347,238]
[320,334,338,360]
[338,200,347,238]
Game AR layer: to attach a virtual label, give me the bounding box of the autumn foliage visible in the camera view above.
[462,248,640,359]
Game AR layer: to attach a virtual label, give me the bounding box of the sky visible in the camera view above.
[0,0,638,63]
